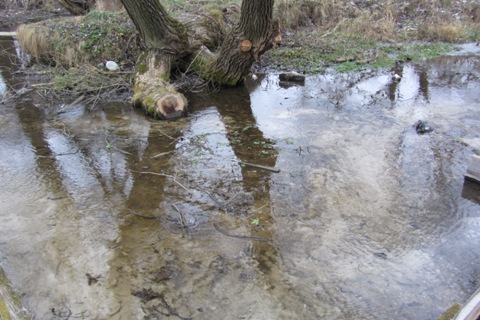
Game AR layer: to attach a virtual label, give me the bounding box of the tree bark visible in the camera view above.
[119,0,279,119]
[57,0,123,15]
[132,51,187,120]
[57,0,95,15]
[96,0,123,11]
[208,0,279,85]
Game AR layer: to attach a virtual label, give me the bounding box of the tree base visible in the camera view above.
[132,88,187,120]
[132,50,188,120]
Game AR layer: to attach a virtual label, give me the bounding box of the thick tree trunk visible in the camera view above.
[121,0,190,119]
[57,0,95,15]
[208,0,279,85]
[120,0,279,119]
[96,0,123,11]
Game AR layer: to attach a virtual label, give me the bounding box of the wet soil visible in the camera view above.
[1,39,480,319]
[0,6,69,32]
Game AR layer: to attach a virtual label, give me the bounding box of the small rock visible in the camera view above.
[105,60,119,71]
[279,72,305,83]
[374,252,388,259]
[414,120,434,134]
[392,73,402,81]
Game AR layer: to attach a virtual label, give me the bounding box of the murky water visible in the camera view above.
[1,39,480,320]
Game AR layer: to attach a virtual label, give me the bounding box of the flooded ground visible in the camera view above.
[1,39,480,320]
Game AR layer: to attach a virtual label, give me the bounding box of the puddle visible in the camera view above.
[1,39,480,319]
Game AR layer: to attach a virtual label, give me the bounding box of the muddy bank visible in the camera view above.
[1,38,480,319]
[0,6,69,32]
[0,267,30,319]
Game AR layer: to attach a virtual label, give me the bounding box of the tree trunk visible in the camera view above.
[120,0,279,119]
[57,0,123,15]
[57,0,95,15]
[208,0,279,85]
[96,0,123,11]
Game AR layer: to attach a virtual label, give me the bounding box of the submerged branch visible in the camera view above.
[172,204,191,238]
[127,209,157,220]
[213,223,271,242]
[132,170,192,194]
[238,161,281,173]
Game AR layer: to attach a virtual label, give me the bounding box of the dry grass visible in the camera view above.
[16,11,141,68]
[12,0,480,77]
[276,0,480,43]
[417,22,466,43]
[17,18,85,66]
[16,23,50,62]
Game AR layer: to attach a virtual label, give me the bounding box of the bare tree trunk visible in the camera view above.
[57,0,123,15]
[57,0,95,15]
[119,0,279,119]
[121,0,190,119]
[208,0,279,85]
[96,0,122,11]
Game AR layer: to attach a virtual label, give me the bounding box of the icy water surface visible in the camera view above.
[1,39,480,319]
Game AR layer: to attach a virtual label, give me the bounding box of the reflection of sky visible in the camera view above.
[0,71,6,96]
[249,75,316,139]
[0,121,36,174]
[249,67,432,140]
[177,107,239,166]
[396,65,420,101]
[355,74,391,94]
[46,129,103,195]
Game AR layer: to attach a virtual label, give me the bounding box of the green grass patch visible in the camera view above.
[269,30,458,73]
[398,43,458,61]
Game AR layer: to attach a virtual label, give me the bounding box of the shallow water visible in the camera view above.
[1,39,480,319]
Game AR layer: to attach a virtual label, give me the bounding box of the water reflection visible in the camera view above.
[0,39,479,319]
[0,72,6,96]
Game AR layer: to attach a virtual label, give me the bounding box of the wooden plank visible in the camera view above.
[465,154,480,183]
[0,32,16,40]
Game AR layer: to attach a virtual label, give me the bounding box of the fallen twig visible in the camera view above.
[238,161,281,173]
[132,170,192,194]
[213,223,271,242]
[151,151,173,159]
[105,134,132,156]
[127,209,157,220]
[172,204,190,238]
[57,95,85,114]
